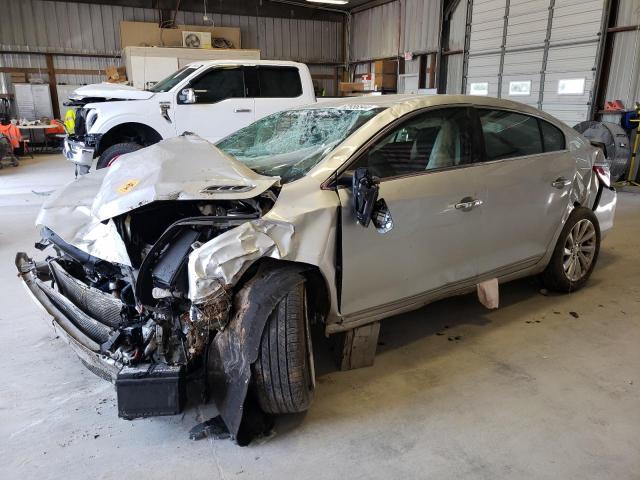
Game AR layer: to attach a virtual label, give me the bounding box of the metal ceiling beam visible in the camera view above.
[39,0,344,21]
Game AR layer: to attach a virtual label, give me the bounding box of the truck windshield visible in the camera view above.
[216,107,384,183]
[147,67,197,92]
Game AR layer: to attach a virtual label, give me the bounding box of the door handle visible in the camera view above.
[454,197,483,212]
[234,108,252,113]
[551,177,572,189]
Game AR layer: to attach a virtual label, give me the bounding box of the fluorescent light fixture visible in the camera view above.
[306,0,349,4]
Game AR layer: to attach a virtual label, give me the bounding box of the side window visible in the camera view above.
[478,109,543,161]
[258,67,303,98]
[352,108,473,179]
[186,67,244,104]
[539,119,566,152]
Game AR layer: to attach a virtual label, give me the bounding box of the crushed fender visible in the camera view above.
[206,261,308,442]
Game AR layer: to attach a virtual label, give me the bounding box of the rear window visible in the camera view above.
[258,67,303,98]
[478,109,543,161]
[539,119,566,152]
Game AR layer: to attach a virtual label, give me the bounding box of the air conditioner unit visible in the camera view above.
[182,31,211,49]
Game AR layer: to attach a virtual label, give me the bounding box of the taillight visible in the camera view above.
[593,165,611,188]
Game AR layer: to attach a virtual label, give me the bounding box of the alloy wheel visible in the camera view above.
[562,219,596,282]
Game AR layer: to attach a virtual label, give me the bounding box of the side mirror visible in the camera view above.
[180,88,196,104]
[352,167,380,228]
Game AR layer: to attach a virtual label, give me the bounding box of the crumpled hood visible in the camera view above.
[71,82,155,101]
[37,135,280,266]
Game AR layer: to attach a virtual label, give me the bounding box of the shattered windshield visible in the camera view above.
[147,67,197,92]
[216,106,384,183]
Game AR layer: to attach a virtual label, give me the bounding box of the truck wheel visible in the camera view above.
[541,207,600,293]
[252,281,314,414]
[96,142,142,169]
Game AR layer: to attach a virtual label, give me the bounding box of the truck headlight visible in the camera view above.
[85,109,99,131]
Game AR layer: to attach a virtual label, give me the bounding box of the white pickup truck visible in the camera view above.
[64,60,316,172]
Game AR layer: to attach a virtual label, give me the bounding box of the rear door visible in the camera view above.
[472,108,575,277]
[173,66,254,142]
[246,66,308,120]
[337,107,484,316]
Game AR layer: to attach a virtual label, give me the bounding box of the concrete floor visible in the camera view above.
[1,154,639,479]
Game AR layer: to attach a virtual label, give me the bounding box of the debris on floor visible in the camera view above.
[569,311,580,318]
[189,416,231,441]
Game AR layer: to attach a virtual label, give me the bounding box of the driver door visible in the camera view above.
[173,66,254,142]
[337,107,484,317]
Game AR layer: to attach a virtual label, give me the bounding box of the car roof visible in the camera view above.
[313,94,542,115]
[308,94,569,129]
[184,59,305,68]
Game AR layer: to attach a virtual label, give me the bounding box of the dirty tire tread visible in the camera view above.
[253,282,313,414]
[96,142,142,169]
[541,206,601,293]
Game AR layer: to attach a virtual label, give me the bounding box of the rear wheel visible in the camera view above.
[542,207,600,292]
[96,142,142,169]
[252,281,314,414]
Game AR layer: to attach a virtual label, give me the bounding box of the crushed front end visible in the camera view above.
[16,196,271,420]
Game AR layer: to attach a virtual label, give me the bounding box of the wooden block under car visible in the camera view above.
[337,321,381,370]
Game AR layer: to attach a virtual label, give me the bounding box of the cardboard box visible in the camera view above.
[374,60,397,75]
[120,21,241,50]
[360,73,397,91]
[339,82,365,93]
[374,73,397,90]
[105,65,127,83]
[9,72,27,83]
[360,74,373,90]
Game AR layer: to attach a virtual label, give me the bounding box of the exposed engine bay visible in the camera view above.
[35,195,276,373]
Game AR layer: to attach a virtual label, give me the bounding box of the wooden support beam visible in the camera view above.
[607,25,640,33]
[0,67,104,76]
[337,321,381,371]
[310,74,336,80]
[45,54,60,119]
[429,53,437,89]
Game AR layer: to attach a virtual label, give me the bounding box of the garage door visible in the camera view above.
[465,0,605,127]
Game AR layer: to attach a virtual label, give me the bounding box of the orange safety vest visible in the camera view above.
[0,123,22,149]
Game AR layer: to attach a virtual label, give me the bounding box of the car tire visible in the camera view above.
[96,142,142,169]
[541,206,601,293]
[252,281,314,414]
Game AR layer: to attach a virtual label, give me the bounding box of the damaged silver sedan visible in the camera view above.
[16,95,616,443]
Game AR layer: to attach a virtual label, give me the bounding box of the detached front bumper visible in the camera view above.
[15,252,122,381]
[594,186,617,239]
[63,137,95,167]
[16,252,186,418]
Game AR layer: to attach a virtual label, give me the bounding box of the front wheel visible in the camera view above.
[252,281,314,414]
[541,207,601,292]
[96,142,142,169]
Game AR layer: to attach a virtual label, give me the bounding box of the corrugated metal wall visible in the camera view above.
[350,0,441,62]
[602,0,640,112]
[445,0,467,94]
[464,0,606,126]
[0,0,343,96]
